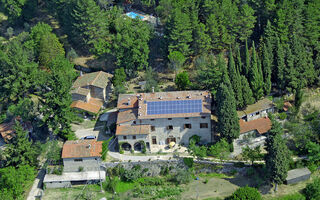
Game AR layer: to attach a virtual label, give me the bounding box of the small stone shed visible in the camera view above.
[286,168,311,184]
[43,171,106,189]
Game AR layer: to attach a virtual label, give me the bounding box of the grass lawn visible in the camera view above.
[115,181,137,193]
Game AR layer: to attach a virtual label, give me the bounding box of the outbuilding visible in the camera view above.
[286,168,311,184]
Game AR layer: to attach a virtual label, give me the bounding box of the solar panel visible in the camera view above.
[147,99,202,115]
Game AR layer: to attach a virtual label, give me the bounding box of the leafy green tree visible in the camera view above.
[174,169,192,184]
[229,186,262,200]
[304,178,320,200]
[168,50,186,72]
[7,98,35,122]
[241,75,255,106]
[1,0,27,22]
[228,49,243,109]
[40,56,77,139]
[242,145,262,165]
[112,67,127,95]
[39,33,65,66]
[166,8,193,56]
[188,140,207,160]
[4,122,39,167]
[304,0,320,48]
[144,66,158,93]
[175,71,191,90]
[262,41,272,95]
[29,22,53,54]
[216,84,240,143]
[306,142,320,164]
[249,41,264,100]
[0,165,36,200]
[193,22,211,55]
[208,139,230,162]
[265,117,290,191]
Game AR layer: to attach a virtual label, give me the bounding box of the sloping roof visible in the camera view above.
[72,71,113,89]
[116,124,150,135]
[239,117,272,134]
[62,140,103,158]
[286,168,311,181]
[71,87,90,96]
[237,98,274,118]
[71,98,103,114]
[0,120,15,143]
[44,171,106,182]
[116,108,138,124]
[117,94,139,109]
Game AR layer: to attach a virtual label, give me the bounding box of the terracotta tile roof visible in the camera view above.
[283,101,293,112]
[237,98,274,118]
[117,94,139,109]
[71,87,90,96]
[0,117,33,143]
[116,124,150,135]
[62,140,103,158]
[116,108,138,124]
[71,98,103,114]
[72,71,113,89]
[239,117,272,134]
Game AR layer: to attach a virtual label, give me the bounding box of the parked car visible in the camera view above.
[81,135,96,140]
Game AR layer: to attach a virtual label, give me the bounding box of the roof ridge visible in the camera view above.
[90,71,102,86]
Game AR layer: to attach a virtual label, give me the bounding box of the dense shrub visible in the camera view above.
[189,135,201,144]
[279,112,287,120]
[304,178,320,200]
[183,157,194,168]
[136,177,165,186]
[227,186,262,200]
[172,169,192,184]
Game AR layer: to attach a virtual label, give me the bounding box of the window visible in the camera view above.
[123,136,127,140]
[201,116,206,119]
[152,136,157,144]
[200,123,208,128]
[184,124,192,129]
[151,126,155,131]
[168,118,172,120]
[133,135,136,139]
[151,119,155,121]
[185,117,189,119]
[133,121,136,124]
[74,159,83,162]
[255,112,260,115]
[167,125,173,130]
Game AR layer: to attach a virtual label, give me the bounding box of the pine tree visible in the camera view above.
[235,44,242,74]
[284,46,298,93]
[238,4,256,42]
[262,42,272,95]
[304,0,320,47]
[244,40,250,77]
[166,8,193,57]
[206,14,221,50]
[193,22,211,55]
[228,49,243,109]
[275,36,285,93]
[216,84,240,143]
[241,75,255,107]
[265,117,290,191]
[249,41,264,100]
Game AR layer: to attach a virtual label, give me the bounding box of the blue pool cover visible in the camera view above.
[126,12,144,20]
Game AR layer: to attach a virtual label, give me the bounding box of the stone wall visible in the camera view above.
[44,181,71,189]
[63,157,101,172]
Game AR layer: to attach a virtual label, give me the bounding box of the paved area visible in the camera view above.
[27,169,45,200]
[108,151,174,162]
[74,126,109,141]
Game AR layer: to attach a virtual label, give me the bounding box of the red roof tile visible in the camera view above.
[71,98,103,114]
[239,117,272,134]
[116,124,150,135]
[116,108,138,124]
[62,140,103,158]
[283,101,293,112]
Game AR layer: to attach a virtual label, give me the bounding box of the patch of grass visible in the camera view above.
[0,12,8,22]
[115,181,137,193]
[198,172,234,179]
[267,193,305,200]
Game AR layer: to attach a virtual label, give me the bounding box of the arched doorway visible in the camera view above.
[121,143,131,151]
[134,142,142,151]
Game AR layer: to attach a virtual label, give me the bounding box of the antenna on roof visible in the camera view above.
[187,95,191,99]
[177,96,180,99]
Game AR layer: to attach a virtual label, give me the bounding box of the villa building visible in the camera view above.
[116,91,212,152]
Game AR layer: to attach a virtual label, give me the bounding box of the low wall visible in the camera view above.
[102,159,250,176]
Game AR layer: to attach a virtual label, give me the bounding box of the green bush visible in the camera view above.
[304,178,320,200]
[183,157,194,168]
[172,169,192,184]
[233,162,245,168]
[189,135,201,144]
[279,112,287,120]
[78,166,84,172]
[136,177,165,186]
[273,193,305,200]
[227,186,262,200]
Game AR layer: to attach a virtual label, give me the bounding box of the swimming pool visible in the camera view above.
[126,12,144,20]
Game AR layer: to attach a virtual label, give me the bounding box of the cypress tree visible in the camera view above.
[265,117,290,191]
[235,44,242,74]
[284,46,298,93]
[193,22,211,55]
[275,36,285,94]
[244,40,250,77]
[241,75,255,107]
[228,49,243,109]
[216,83,240,143]
[262,42,272,95]
[249,41,264,100]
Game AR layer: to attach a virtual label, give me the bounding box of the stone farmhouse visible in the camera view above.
[71,71,113,114]
[61,140,103,172]
[116,91,212,152]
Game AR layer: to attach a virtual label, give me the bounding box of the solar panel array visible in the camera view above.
[147,99,202,115]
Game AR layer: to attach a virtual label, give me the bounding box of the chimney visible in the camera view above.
[127,98,131,105]
[80,71,83,76]
[152,87,154,93]
[87,144,91,149]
